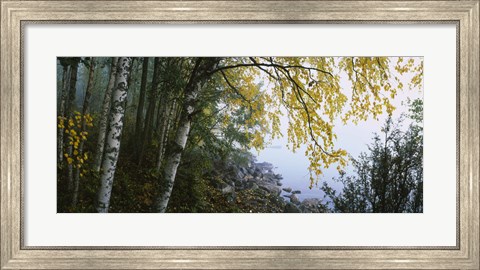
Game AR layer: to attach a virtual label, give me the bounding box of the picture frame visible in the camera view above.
[1,0,478,269]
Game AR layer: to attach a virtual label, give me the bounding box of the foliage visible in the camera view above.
[59,112,93,175]
[322,100,423,213]
[214,57,423,187]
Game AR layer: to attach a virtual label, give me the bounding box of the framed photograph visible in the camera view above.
[1,0,478,269]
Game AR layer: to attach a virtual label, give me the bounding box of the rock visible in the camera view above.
[282,187,292,193]
[302,198,321,205]
[258,183,281,196]
[243,174,253,180]
[282,194,299,204]
[299,198,328,213]
[246,182,259,190]
[236,170,245,179]
[291,190,301,194]
[289,193,300,204]
[221,184,235,195]
[284,202,301,213]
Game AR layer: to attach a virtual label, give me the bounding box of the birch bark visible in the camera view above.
[96,57,132,213]
[94,57,119,172]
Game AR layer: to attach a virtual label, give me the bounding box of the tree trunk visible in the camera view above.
[66,60,79,192]
[57,64,71,164]
[96,57,132,213]
[154,58,219,212]
[155,99,176,171]
[138,57,161,164]
[153,98,193,213]
[72,57,96,207]
[93,57,119,172]
[134,57,149,143]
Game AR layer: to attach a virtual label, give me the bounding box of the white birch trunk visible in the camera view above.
[155,83,202,213]
[96,57,132,213]
[94,57,119,172]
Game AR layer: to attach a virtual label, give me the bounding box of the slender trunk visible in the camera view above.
[156,99,176,171]
[154,98,165,136]
[124,57,136,109]
[65,60,79,118]
[138,57,161,164]
[58,65,71,163]
[154,57,219,213]
[134,57,149,142]
[96,57,132,213]
[72,58,96,207]
[154,101,193,213]
[66,61,79,192]
[94,57,119,172]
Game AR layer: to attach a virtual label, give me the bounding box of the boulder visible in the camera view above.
[299,198,328,213]
[289,194,300,204]
[243,174,253,180]
[236,170,245,180]
[258,183,282,196]
[221,184,235,195]
[284,202,301,213]
[245,182,259,190]
[240,167,248,174]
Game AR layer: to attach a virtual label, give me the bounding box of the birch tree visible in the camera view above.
[155,58,220,212]
[96,57,132,213]
[93,57,119,172]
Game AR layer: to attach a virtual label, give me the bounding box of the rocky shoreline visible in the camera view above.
[215,153,328,213]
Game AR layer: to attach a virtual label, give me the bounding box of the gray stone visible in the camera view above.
[299,198,327,213]
[221,185,235,195]
[289,193,300,204]
[243,174,253,180]
[236,170,245,179]
[246,182,259,190]
[258,183,281,196]
[284,202,301,213]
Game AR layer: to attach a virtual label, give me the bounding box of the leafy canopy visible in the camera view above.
[211,57,423,187]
